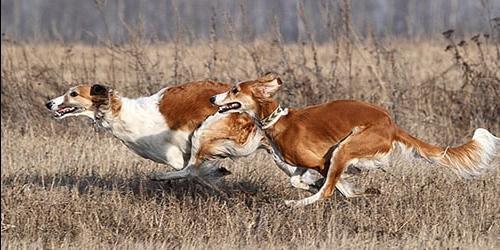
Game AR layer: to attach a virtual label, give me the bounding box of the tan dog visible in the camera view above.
[210,73,498,206]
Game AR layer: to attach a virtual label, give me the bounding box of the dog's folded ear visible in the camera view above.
[259,72,282,85]
[90,84,111,108]
[90,84,108,96]
[256,72,282,98]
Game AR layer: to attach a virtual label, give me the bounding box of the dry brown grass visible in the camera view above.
[1,37,499,249]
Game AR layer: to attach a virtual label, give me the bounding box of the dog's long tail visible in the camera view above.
[394,128,498,178]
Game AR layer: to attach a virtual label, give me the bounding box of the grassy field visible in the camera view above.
[1,37,499,249]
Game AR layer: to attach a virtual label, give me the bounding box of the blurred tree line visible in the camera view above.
[1,0,498,43]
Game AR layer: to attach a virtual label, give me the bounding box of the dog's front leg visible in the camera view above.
[265,144,322,193]
[149,145,189,181]
[289,168,317,192]
[149,143,229,181]
[149,164,195,181]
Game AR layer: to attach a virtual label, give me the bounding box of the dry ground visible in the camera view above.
[1,39,499,249]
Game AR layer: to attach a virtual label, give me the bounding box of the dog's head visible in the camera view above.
[45,84,113,120]
[210,72,282,117]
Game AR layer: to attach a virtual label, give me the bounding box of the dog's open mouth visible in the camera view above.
[54,106,82,118]
[218,102,241,113]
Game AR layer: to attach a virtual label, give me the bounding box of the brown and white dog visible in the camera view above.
[211,73,499,206]
[45,81,323,192]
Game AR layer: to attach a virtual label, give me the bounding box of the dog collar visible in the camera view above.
[258,105,288,129]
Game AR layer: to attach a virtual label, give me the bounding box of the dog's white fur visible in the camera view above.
[97,90,193,169]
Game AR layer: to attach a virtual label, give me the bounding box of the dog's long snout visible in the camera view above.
[209,96,216,104]
[45,101,54,110]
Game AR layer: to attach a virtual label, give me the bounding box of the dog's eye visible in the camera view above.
[70,91,78,97]
[231,87,239,94]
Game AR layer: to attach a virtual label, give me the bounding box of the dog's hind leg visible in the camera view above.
[335,177,362,198]
[335,166,381,198]
[335,177,380,197]
[285,126,390,207]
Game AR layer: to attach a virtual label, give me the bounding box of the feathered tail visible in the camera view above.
[395,128,498,178]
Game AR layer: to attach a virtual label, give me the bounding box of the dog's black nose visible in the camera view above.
[209,96,216,104]
[45,101,53,110]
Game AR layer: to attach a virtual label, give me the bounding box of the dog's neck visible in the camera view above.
[95,95,141,132]
[256,99,280,121]
[254,99,288,131]
[94,89,169,144]
[94,93,123,129]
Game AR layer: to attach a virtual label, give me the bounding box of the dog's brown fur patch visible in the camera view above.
[159,81,231,131]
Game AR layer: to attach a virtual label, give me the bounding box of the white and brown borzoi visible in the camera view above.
[211,73,499,207]
[46,81,324,192]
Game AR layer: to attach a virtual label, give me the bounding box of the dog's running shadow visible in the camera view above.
[2,171,262,202]
[2,171,374,208]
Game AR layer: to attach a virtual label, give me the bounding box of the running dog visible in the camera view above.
[45,81,322,192]
[210,73,498,207]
